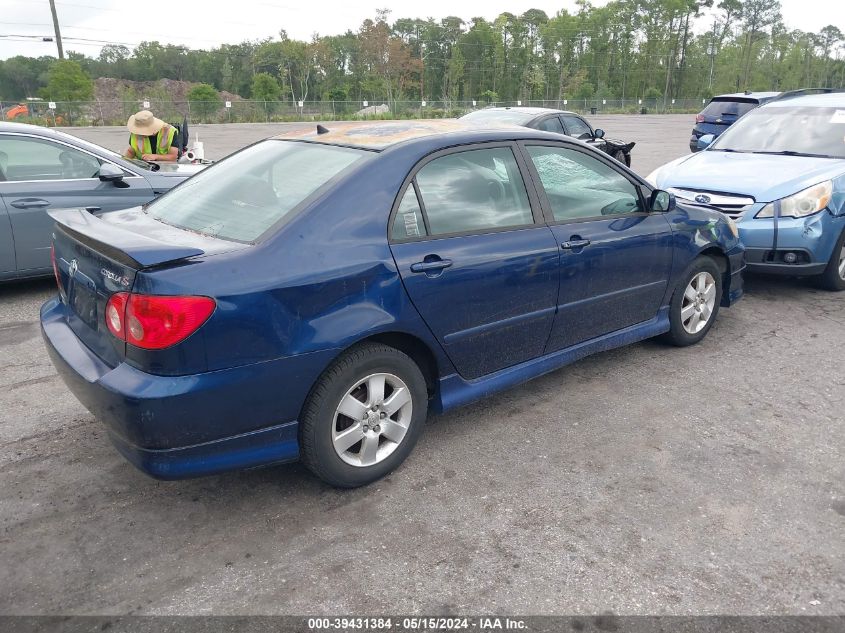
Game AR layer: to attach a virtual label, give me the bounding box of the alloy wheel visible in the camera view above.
[838,245,845,281]
[681,271,717,334]
[332,373,413,467]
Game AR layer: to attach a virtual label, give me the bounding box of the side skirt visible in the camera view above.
[434,307,670,413]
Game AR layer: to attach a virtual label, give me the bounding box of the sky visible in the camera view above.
[1,0,843,61]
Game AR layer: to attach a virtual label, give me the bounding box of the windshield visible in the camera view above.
[710,105,845,158]
[701,99,758,119]
[460,110,535,126]
[146,140,370,242]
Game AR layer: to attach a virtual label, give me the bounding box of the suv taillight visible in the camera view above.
[695,114,705,123]
[105,292,215,350]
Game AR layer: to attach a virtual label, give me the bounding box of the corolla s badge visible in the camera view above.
[101,267,131,287]
[695,194,711,204]
[68,259,78,278]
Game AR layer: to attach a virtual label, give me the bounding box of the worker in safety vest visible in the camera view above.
[123,110,178,162]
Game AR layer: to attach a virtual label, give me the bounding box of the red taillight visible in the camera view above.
[695,114,705,123]
[105,292,129,339]
[105,292,215,350]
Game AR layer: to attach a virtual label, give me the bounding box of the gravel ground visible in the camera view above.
[1,116,843,616]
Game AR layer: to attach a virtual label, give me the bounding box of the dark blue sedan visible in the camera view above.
[41,121,745,487]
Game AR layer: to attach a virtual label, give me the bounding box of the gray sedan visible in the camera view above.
[0,122,203,281]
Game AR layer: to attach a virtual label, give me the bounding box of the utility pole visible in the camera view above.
[707,20,718,91]
[48,0,64,59]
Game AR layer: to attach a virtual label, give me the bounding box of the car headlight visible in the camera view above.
[756,181,832,219]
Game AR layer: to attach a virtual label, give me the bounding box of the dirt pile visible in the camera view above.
[90,78,242,125]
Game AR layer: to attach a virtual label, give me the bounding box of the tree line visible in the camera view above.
[1,0,843,107]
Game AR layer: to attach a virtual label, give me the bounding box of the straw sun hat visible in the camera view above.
[127,110,165,136]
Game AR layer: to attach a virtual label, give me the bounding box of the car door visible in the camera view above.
[389,144,560,380]
[520,142,674,351]
[0,196,15,275]
[561,114,607,153]
[0,133,153,274]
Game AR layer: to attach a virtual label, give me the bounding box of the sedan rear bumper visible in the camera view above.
[41,298,337,479]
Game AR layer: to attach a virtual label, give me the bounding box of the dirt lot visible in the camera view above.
[1,116,843,616]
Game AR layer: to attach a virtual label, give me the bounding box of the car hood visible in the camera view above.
[148,162,207,177]
[652,151,845,202]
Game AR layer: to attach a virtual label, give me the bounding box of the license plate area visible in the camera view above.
[69,275,99,331]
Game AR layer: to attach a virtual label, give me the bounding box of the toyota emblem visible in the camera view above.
[694,194,711,204]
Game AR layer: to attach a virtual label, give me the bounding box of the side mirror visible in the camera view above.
[697,134,715,150]
[594,128,605,139]
[649,189,676,213]
[98,163,124,183]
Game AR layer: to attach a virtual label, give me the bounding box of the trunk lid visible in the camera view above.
[50,207,244,366]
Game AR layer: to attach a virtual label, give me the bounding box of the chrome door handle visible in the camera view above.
[410,259,453,273]
[10,198,49,209]
[561,239,591,249]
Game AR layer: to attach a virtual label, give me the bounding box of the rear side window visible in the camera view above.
[146,140,368,242]
[413,147,534,237]
[391,186,427,239]
[702,99,757,118]
[536,117,565,134]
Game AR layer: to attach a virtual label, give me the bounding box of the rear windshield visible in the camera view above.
[702,99,758,118]
[460,109,535,126]
[711,105,845,159]
[145,140,369,242]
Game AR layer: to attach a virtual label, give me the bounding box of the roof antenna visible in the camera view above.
[316,124,329,135]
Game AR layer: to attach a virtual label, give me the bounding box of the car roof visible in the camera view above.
[271,119,559,150]
[0,121,88,143]
[470,106,575,116]
[712,92,780,101]
[764,92,845,108]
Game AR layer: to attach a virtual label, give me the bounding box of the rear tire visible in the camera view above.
[299,343,428,488]
[816,228,845,291]
[661,256,723,347]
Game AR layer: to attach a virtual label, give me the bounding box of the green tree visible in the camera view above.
[252,72,282,101]
[41,60,93,102]
[187,83,222,121]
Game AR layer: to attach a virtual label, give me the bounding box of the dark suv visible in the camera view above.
[690,92,780,152]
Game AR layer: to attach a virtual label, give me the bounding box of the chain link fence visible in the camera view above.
[2,98,709,127]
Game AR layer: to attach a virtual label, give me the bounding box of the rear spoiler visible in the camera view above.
[49,208,204,269]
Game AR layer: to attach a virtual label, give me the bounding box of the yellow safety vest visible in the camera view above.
[130,124,176,157]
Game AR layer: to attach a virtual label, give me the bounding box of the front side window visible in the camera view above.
[414,147,534,237]
[562,116,593,140]
[146,140,369,242]
[526,145,643,221]
[0,135,101,181]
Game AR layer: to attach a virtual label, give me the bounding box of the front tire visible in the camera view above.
[817,228,845,291]
[299,343,428,488]
[661,256,723,347]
